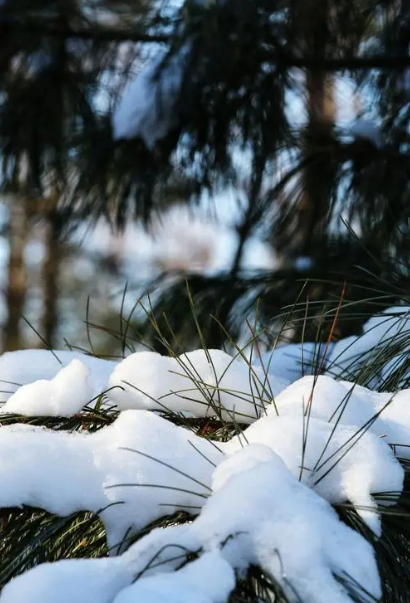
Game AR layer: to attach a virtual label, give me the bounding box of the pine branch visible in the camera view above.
[4,15,410,72]
[0,16,169,44]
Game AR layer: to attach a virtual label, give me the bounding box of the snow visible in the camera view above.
[270,376,382,431]
[80,210,277,278]
[349,119,384,149]
[268,375,390,434]
[112,46,189,149]
[113,552,235,603]
[253,342,333,384]
[0,360,93,417]
[324,306,410,381]
[147,205,230,275]
[0,349,116,402]
[145,205,277,275]
[0,524,200,603]
[226,413,403,535]
[362,306,410,336]
[0,557,132,603]
[1,445,381,603]
[381,354,410,388]
[2,305,410,602]
[265,371,410,457]
[199,445,381,603]
[0,410,222,549]
[108,349,286,423]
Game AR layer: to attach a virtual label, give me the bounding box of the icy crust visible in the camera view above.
[0,446,381,603]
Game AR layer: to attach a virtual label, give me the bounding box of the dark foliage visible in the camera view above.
[2,0,410,344]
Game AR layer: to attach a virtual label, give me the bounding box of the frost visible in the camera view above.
[0,360,93,417]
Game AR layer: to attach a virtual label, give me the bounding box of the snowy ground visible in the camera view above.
[1,306,410,602]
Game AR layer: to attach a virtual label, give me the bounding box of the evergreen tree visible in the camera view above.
[1,0,410,347]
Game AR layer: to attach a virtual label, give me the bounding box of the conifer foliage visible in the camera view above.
[1,0,410,341]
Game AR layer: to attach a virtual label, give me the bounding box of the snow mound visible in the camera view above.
[0,359,93,417]
[108,349,286,423]
[0,445,381,603]
[0,557,132,603]
[0,410,222,549]
[227,413,404,534]
[0,349,116,401]
[200,444,381,603]
[113,552,235,603]
[3,305,410,602]
[270,374,410,459]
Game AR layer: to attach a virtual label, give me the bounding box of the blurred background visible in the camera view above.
[1,0,410,356]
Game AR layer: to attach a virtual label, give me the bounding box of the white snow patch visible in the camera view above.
[147,205,231,275]
[252,342,333,384]
[0,360,93,417]
[349,119,384,148]
[227,413,403,534]
[0,410,222,549]
[0,557,132,603]
[325,306,410,380]
[194,445,382,603]
[113,46,188,148]
[1,445,382,603]
[113,552,235,603]
[0,349,116,401]
[108,349,285,423]
[2,306,410,602]
[266,374,410,458]
[269,375,390,433]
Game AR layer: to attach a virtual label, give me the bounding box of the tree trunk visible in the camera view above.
[3,198,29,352]
[297,0,336,254]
